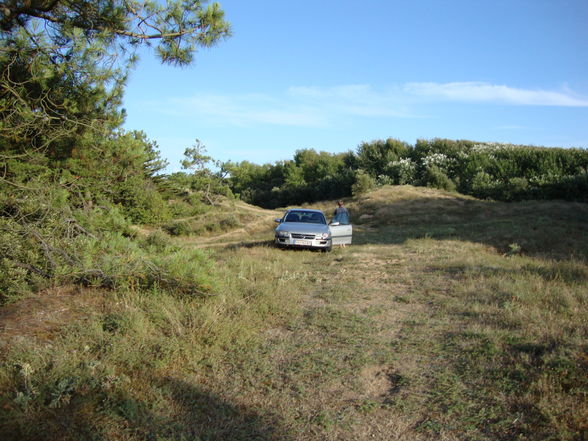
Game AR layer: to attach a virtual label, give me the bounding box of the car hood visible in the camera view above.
[275,222,330,234]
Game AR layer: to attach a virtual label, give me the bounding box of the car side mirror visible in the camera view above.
[330,221,340,226]
[274,218,282,223]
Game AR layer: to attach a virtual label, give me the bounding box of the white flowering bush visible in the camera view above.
[387,158,417,185]
[405,139,587,200]
[421,153,455,170]
[376,174,394,186]
[470,142,514,153]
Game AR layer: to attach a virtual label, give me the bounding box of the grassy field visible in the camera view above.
[1,186,587,440]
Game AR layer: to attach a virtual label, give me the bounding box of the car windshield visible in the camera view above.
[284,211,326,224]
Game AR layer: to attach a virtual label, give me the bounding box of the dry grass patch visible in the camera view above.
[0,285,105,352]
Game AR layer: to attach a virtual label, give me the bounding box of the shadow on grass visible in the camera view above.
[160,377,291,441]
[350,196,588,260]
[224,239,274,250]
[437,260,588,285]
[224,240,328,253]
[3,377,290,441]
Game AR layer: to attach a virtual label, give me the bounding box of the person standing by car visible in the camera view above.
[332,200,349,225]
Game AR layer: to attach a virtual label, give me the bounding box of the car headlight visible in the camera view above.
[317,233,330,239]
[277,230,290,238]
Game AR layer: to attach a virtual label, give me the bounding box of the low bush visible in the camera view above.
[117,183,172,225]
[352,170,376,196]
[421,165,457,192]
[164,220,193,236]
[219,214,241,230]
[142,229,172,251]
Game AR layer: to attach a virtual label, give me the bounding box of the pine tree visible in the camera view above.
[0,0,230,160]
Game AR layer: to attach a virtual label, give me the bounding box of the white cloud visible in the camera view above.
[403,82,588,107]
[288,84,414,118]
[164,93,327,127]
[157,84,418,128]
[145,82,588,129]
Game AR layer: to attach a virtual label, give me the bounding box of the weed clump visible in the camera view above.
[143,229,172,250]
[164,220,193,236]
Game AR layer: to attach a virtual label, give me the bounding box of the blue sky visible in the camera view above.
[122,0,588,171]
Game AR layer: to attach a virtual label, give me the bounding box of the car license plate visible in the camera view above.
[294,239,312,246]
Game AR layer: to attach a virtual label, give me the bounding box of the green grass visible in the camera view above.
[387,241,587,440]
[1,186,587,440]
[0,245,303,440]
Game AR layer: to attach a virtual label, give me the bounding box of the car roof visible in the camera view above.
[286,208,324,213]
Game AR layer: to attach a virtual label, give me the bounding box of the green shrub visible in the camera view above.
[470,170,503,200]
[503,177,530,201]
[219,214,241,230]
[75,206,133,236]
[0,216,65,302]
[421,165,456,192]
[149,248,217,295]
[352,170,376,196]
[541,172,588,201]
[164,220,192,236]
[376,174,394,186]
[143,229,172,251]
[116,180,172,225]
[69,230,217,295]
[0,258,34,303]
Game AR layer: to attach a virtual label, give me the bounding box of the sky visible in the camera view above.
[122,0,588,172]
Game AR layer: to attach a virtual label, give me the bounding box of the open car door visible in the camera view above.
[330,223,352,246]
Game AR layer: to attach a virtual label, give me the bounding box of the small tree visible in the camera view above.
[181,139,227,204]
[351,170,376,196]
[421,165,456,192]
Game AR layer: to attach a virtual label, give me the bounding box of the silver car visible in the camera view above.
[274,208,352,251]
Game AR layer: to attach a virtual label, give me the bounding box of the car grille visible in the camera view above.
[291,233,316,240]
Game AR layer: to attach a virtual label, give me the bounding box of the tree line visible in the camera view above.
[222,138,588,208]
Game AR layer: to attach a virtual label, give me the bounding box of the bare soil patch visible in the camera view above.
[359,364,400,400]
[0,285,104,352]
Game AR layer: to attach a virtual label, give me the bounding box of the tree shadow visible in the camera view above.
[152,376,291,441]
[5,377,291,441]
[224,239,275,250]
[350,196,588,261]
[438,260,588,285]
